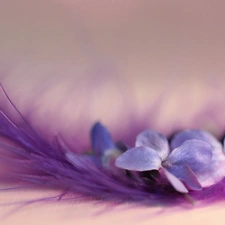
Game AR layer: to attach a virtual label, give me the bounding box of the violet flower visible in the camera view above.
[115,129,225,193]
[66,122,123,172]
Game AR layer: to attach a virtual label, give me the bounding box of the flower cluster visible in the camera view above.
[67,122,225,193]
[116,129,225,193]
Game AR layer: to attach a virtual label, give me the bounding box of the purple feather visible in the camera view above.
[1,84,225,208]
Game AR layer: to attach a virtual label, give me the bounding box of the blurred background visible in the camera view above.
[1,0,225,147]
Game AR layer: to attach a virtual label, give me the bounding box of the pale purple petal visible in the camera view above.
[161,168,188,193]
[196,140,225,187]
[166,140,212,173]
[115,146,161,171]
[171,130,225,187]
[195,150,225,187]
[166,165,202,190]
[171,129,221,151]
[135,129,169,160]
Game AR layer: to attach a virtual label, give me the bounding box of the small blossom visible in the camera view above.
[66,122,123,173]
[115,129,225,193]
[90,122,124,169]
